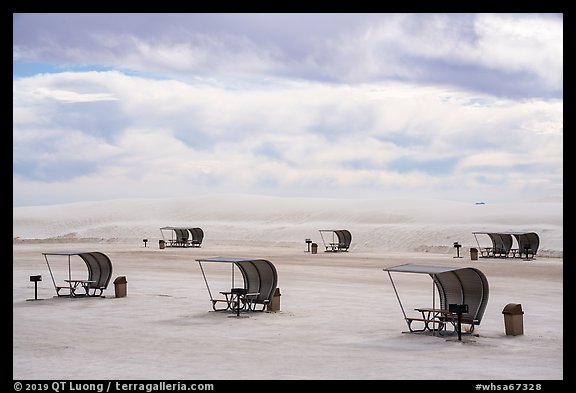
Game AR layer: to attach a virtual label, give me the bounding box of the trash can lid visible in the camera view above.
[113,276,127,284]
[502,303,523,314]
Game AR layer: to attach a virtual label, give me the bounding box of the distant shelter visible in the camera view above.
[160,227,204,247]
[319,229,352,252]
[472,232,539,259]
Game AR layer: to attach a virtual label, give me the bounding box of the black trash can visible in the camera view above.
[311,243,318,254]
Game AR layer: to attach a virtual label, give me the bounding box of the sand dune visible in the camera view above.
[13,195,563,256]
[12,195,563,380]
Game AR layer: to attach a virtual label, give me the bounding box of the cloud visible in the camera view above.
[31,87,118,103]
[13,13,563,98]
[12,14,563,206]
[12,68,563,205]
[473,14,563,89]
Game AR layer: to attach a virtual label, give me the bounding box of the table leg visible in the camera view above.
[69,282,77,297]
[244,295,256,311]
[223,293,233,310]
[235,294,241,317]
[421,311,446,334]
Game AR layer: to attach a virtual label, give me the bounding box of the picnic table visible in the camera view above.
[405,307,458,334]
[64,279,96,297]
[213,289,260,314]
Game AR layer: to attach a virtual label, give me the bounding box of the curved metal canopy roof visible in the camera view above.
[160,227,204,246]
[196,257,278,306]
[42,251,113,295]
[383,263,489,327]
[472,231,540,257]
[319,229,352,251]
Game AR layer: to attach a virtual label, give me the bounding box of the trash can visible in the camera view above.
[267,288,281,312]
[113,276,127,298]
[470,247,478,260]
[502,303,524,335]
[311,243,318,254]
[159,239,165,249]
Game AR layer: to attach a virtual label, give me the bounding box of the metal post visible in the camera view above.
[236,293,241,317]
[387,271,407,319]
[432,276,437,335]
[29,275,42,301]
[68,255,73,293]
[231,288,246,318]
[44,254,58,293]
[449,304,467,341]
[453,242,462,258]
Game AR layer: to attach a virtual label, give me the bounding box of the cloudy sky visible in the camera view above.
[13,13,563,207]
